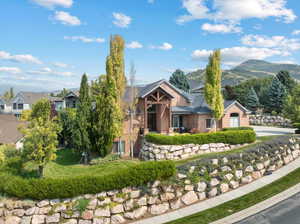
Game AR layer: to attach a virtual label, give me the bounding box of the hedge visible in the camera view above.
[0,161,176,200]
[222,126,254,131]
[145,130,256,145]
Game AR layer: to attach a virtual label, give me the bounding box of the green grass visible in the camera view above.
[174,135,279,166]
[168,153,300,224]
[25,149,140,179]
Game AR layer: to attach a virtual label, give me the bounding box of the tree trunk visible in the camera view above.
[38,165,44,178]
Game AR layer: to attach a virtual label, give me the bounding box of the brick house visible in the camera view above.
[117,79,251,156]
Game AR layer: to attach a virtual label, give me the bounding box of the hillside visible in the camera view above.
[186,59,300,86]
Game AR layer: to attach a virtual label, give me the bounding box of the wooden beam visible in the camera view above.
[144,98,147,131]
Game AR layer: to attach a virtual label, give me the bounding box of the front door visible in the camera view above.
[230,113,240,127]
[147,104,157,131]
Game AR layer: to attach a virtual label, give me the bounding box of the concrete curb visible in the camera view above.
[131,157,300,224]
[211,182,300,224]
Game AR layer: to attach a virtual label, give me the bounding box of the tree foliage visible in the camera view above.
[58,108,76,148]
[276,70,296,93]
[283,84,300,123]
[245,87,260,111]
[169,69,190,92]
[3,87,14,101]
[204,49,224,122]
[265,76,287,113]
[21,99,60,178]
[72,74,92,162]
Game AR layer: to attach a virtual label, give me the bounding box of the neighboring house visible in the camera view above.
[64,91,79,109]
[0,114,25,149]
[10,92,64,117]
[0,98,12,114]
[117,79,251,156]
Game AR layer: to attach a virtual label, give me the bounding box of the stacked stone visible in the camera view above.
[249,115,292,127]
[140,142,241,161]
[1,137,299,224]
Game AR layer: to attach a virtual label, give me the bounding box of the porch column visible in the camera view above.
[144,98,149,134]
[168,102,173,134]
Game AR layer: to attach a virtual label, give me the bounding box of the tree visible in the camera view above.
[245,87,260,111]
[169,69,190,92]
[56,88,69,98]
[93,56,122,157]
[58,108,76,148]
[276,70,296,93]
[223,85,237,100]
[204,49,224,130]
[72,74,92,164]
[283,84,300,123]
[20,110,32,121]
[265,76,287,113]
[21,99,60,178]
[3,87,14,101]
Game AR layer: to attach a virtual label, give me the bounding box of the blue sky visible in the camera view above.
[0,0,300,92]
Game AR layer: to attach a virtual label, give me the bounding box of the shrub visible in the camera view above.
[0,160,176,200]
[222,127,254,131]
[145,130,256,145]
[90,154,120,165]
[293,123,300,130]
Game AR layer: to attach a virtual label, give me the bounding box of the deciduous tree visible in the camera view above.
[283,84,300,123]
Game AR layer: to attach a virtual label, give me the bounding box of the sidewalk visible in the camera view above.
[131,157,300,224]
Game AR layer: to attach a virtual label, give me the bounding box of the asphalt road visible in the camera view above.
[251,126,296,137]
[237,192,300,224]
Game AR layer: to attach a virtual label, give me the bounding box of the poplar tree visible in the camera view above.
[204,49,224,130]
[73,74,92,163]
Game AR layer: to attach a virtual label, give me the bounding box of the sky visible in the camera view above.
[0,0,300,92]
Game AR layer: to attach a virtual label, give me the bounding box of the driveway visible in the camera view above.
[251,126,296,137]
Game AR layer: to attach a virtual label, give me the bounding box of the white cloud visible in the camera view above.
[126,41,143,49]
[151,42,173,50]
[0,51,42,64]
[64,36,105,43]
[53,62,68,68]
[53,11,81,26]
[177,0,296,24]
[112,12,132,28]
[241,34,300,51]
[273,60,297,64]
[201,23,242,33]
[253,24,262,30]
[28,67,73,76]
[0,67,22,74]
[292,30,300,35]
[192,47,285,66]
[31,0,73,9]
[148,0,155,3]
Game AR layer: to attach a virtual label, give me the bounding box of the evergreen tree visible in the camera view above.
[72,74,92,163]
[245,87,260,111]
[224,85,237,100]
[169,69,190,92]
[58,108,76,148]
[204,49,224,130]
[276,70,296,93]
[265,76,287,113]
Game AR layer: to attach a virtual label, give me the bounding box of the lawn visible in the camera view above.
[26,149,140,178]
[167,165,300,224]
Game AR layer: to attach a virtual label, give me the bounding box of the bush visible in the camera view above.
[0,160,176,200]
[293,123,300,130]
[90,154,120,165]
[222,127,254,131]
[145,130,256,145]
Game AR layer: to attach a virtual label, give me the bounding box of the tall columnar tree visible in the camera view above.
[21,99,60,178]
[169,69,190,92]
[245,87,260,111]
[93,56,122,157]
[283,84,300,123]
[58,108,76,148]
[72,74,92,163]
[265,76,287,113]
[276,70,296,93]
[204,49,224,130]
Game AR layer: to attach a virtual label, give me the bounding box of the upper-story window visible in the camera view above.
[17,104,23,110]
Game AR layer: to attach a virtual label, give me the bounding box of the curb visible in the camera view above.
[131,157,300,224]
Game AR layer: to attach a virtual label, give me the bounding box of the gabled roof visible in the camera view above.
[0,114,25,144]
[65,90,80,98]
[224,100,251,114]
[12,92,62,105]
[138,79,192,102]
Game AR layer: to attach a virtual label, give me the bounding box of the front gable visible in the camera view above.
[224,101,251,115]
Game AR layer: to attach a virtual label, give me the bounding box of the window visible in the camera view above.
[172,115,183,128]
[13,103,17,110]
[206,119,212,129]
[72,100,76,108]
[17,104,23,110]
[55,102,63,111]
[0,105,4,110]
[112,141,125,155]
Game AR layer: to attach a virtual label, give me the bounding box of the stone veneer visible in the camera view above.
[140,142,244,161]
[1,136,299,224]
[250,114,292,127]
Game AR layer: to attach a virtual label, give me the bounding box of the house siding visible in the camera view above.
[221,104,250,128]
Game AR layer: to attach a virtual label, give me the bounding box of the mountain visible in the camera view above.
[186,59,300,87]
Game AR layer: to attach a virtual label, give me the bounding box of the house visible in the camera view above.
[0,114,25,149]
[116,79,251,156]
[64,91,79,108]
[0,98,12,114]
[10,92,64,117]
